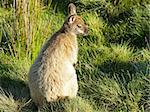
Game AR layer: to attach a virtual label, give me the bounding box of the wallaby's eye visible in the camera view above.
[77,24,82,28]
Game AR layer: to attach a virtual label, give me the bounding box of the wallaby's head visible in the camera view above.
[64,3,88,36]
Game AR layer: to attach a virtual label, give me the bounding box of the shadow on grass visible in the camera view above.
[0,63,35,111]
[40,100,66,112]
[0,62,29,99]
[77,1,132,25]
[77,59,149,86]
[78,2,149,48]
[98,60,148,75]
[0,76,30,100]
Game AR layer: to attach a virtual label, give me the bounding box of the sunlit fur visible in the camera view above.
[28,3,88,107]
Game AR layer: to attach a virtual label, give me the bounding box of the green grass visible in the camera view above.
[0,0,150,112]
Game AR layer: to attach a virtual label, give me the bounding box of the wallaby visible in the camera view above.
[28,3,88,109]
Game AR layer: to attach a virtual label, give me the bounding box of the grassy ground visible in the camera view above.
[0,0,150,112]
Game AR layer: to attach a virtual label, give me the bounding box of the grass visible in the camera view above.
[0,88,20,112]
[0,0,150,112]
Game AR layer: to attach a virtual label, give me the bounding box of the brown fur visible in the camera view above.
[28,3,88,107]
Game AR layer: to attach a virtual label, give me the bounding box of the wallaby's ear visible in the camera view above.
[68,3,77,15]
[68,15,76,24]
